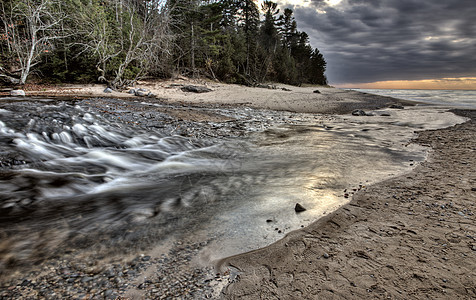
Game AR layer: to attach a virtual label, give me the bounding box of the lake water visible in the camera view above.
[351,89,476,109]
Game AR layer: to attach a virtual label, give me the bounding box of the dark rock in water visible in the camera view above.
[389,104,404,109]
[295,203,307,212]
[10,89,25,96]
[313,90,321,94]
[181,85,212,93]
[352,109,367,116]
[380,113,391,117]
[266,219,273,223]
[104,87,113,93]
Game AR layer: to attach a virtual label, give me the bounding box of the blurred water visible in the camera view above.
[353,89,476,108]
[0,98,467,272]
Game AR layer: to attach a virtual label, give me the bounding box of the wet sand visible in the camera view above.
[220,110,476,299]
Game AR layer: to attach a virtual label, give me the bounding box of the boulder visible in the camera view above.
[10,89,26,96]
[181,85,212,93]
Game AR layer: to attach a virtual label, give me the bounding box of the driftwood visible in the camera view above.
[180,85,212,93]
[0,67,21,85]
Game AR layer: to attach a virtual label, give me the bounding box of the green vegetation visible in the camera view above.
[0,0,327,88]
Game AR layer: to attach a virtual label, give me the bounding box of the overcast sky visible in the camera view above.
[273,0,476,87]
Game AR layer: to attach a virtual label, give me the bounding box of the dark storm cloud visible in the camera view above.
[280,0,476,84]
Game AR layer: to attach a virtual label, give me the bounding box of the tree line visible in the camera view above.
[0,0,327,88]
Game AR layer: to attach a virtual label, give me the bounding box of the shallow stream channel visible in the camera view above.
[0,96,466,298]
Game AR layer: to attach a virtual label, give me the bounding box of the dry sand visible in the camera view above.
[21,79,414,114]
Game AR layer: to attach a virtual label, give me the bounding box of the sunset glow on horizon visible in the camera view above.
[335,77,476,90]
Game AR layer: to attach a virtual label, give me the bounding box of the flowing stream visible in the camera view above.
[0,97,466,273]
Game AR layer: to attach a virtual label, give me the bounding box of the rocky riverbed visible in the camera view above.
[0,96,329,299]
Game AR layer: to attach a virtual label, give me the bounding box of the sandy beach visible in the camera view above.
[0,81,474,299]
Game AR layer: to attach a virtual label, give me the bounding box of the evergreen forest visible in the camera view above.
[0,0,327,88]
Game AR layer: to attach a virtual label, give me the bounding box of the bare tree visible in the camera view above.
[0,0,68,85]
[75,0,173,90]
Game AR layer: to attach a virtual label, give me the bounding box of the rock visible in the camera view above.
[10,89,25,96]
[181,85,212,93]
[128,89,136,94]
[266,219,273,223]
[323,253,330,259]
[281,88,292,91]
[380,113,391,116]
[135,88,151,97]
[471,187,476,191]
[389,104,404,109]
[104,87,113,93]
[352,109,367,116]
[295,203,307,212]
[313,90,321,94]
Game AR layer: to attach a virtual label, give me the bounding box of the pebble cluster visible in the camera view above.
[1,240,230,299]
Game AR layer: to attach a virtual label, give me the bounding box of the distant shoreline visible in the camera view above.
[1,79,417,115]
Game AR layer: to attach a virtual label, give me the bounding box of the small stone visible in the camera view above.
[81,276,93,283]
[104,87,113,93]
[471,187,476,191]
[141,256,151,261]
[295,203,307,212]
[313,90,321,94]
[266,219,273,223]
[323,253,330,259]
